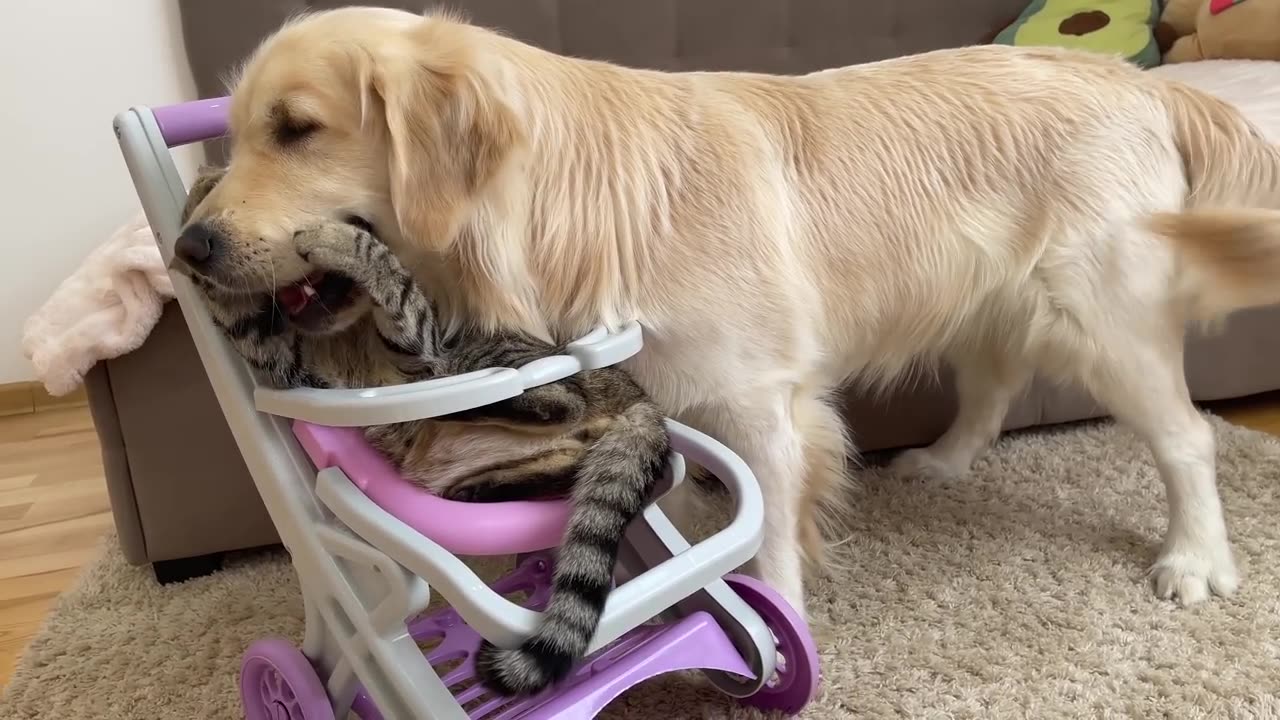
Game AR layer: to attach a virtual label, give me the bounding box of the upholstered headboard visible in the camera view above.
[178,0,1026,100]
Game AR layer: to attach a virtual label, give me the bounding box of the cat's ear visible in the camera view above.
[182,165,227,224]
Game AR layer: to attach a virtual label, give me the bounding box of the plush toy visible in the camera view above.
[994,0,1163,68]
[1158,0,1280,62]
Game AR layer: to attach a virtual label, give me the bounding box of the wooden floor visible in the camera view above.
[1213,391,1280,437]
[0,407,108,688]
[1,395,1279,689]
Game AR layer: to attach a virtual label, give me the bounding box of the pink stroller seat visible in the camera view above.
[293,421,573,556]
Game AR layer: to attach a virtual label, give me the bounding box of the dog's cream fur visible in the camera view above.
[185,7,1280,614]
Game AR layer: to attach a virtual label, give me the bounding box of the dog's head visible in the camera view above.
[181,164,376,335]
[177,7,524,294]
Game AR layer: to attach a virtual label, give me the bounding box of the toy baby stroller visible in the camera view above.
[114,97,820,720]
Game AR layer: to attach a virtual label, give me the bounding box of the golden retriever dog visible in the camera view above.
[180,7,1280,617]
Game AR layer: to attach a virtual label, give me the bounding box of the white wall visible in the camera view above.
[0,0,202,384]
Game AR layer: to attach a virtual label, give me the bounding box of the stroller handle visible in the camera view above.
[151,97,230,147]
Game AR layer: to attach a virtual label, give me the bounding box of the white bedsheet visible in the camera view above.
[1150,59,1280,143]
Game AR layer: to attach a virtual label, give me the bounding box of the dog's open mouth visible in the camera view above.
[276,272,358,325]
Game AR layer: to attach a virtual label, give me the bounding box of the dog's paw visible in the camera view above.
[889,447,969,481]
[294,224,362,271]
[1149,544,1239,606]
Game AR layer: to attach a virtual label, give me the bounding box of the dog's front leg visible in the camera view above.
[693,394,810,617]
[891,348,1031,480]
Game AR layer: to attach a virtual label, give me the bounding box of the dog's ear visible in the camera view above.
[372,24,523,251]
[182,164,227,224]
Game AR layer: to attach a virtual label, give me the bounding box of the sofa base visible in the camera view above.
[152,552,226,585]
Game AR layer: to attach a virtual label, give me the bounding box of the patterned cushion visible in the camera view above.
[994,0,1163,68]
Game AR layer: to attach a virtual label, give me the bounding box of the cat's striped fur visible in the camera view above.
[181,167,671,696]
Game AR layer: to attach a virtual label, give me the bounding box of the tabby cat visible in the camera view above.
[179,167,671,696]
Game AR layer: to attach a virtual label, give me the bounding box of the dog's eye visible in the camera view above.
[273,116,321,147]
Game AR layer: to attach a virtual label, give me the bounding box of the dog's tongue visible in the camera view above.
[278,275,322,316]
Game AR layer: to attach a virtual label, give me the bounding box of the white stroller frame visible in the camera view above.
[114,99,817,720]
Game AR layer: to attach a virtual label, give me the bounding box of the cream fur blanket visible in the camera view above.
[22,212,173,395]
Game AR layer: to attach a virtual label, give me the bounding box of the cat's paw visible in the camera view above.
[294,223,362,273]
[440,482,522,503]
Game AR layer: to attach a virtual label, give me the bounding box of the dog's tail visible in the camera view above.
[1149,81,1280,320]
[1161,80,1280,211]
[1148,209,1280,320]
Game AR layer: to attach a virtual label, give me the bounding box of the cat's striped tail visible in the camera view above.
[474,402,670,696]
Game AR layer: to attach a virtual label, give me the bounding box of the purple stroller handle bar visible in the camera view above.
[150,97,231,147]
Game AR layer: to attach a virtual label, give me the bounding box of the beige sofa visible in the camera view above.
[90,0,1280,581]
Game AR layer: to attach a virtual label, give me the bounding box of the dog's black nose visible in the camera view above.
[175,222,221,266]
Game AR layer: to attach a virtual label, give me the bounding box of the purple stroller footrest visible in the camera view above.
[349,555,754,720]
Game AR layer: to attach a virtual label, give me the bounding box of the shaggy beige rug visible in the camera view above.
[4,416,1280,719]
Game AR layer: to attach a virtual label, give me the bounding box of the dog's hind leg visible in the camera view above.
[891,345,1031,481]
[1078,330,1237,605]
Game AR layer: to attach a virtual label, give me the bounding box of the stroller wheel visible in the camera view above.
[726,575,821,715]
[241,637,335,720]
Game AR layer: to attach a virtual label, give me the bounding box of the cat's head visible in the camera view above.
[182,166,375,336]
[272,268,374,335]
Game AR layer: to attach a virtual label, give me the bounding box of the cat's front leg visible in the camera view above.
[294,223,435,356]
[294,223,412,310]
